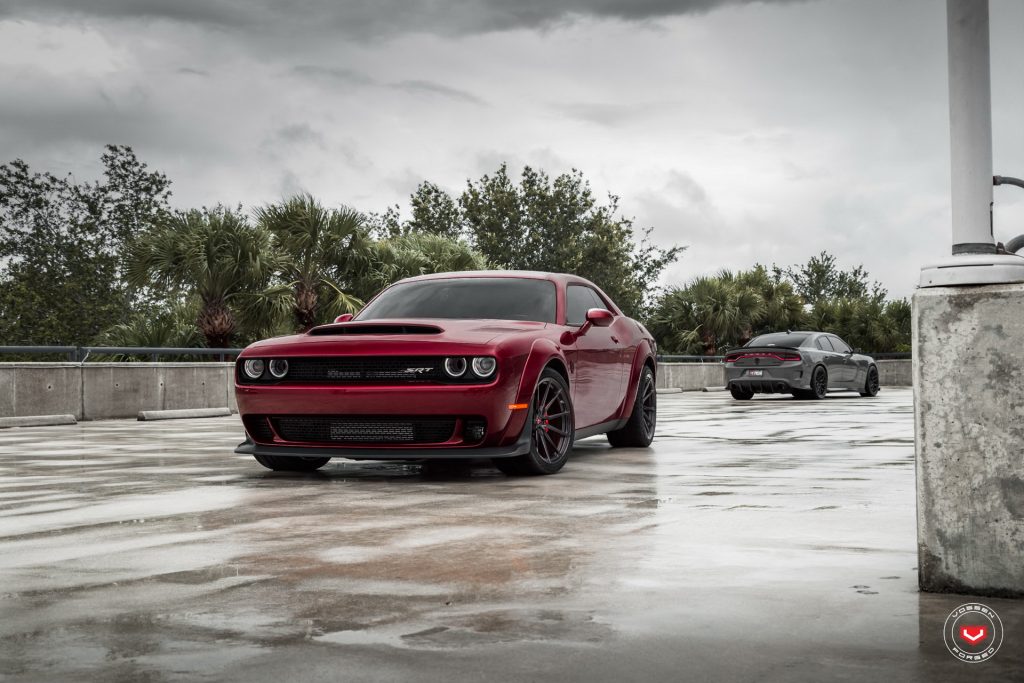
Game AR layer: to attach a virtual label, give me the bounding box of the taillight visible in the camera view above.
[725,351,802,363]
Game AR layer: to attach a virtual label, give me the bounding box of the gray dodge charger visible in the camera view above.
[724,331,879,400]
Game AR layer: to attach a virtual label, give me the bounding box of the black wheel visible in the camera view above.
[729,385,754,401]
[807,365,828,400]
[859,365,880,397]
[493,368,574,476]
[253,453,331,472]
[608,366,657,447]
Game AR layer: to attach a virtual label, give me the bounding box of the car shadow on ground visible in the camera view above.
[245,438,627,482]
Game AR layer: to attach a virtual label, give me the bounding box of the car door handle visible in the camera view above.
[611,336,620,344]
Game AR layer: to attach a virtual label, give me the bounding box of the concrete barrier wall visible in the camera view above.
[0,359,914,420]
[875,359,912,387]
[655,363,725,391]
[0,363,237,420]
[655,359,912,391]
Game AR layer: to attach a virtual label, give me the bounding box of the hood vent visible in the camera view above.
[308,323,443,336]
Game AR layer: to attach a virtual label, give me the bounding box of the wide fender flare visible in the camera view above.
[493,339,567,445]
[620,340,656,419]
[513,338,569,405]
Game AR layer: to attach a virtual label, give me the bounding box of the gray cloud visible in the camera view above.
[0,0,245,26]
[1,0,805,37]
[557,102,656,127]
[273,123,324,146]
[390,80,485,105]
[291,66,484,105]
[290,65,373,87]
[3,0,1023,301]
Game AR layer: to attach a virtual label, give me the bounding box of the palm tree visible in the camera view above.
[649,272,765,354]
[127,206,283,347]
[687,273,765,353]
[736,266,805,338]
[93,299,203,359]
[256,194,371,332]
[353,232,488,300]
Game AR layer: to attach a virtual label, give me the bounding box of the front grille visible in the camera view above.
[245,356,460,384]
[272,416,457,444]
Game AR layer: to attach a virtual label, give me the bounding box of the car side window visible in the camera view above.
[566,285,605,326]
[816,336,835,352]
[830,336,852,353]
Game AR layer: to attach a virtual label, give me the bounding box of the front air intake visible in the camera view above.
[272,416,457,444]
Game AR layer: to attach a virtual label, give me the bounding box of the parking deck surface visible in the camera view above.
[1,387,1021,682]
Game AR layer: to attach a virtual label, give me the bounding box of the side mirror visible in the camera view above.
[334,313,354,323]
[586,308,614,327]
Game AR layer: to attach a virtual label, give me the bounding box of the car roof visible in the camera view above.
[398,270,597,287]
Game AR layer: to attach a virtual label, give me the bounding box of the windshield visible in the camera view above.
[746,333,810,348]
[357,277,557,323]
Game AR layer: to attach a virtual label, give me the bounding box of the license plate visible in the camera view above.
[747,370,764,377]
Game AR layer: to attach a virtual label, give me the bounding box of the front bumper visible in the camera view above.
[235,414,532,460]
[235,372,531,453]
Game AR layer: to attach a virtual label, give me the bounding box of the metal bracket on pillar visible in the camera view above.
[919,0,1024,288]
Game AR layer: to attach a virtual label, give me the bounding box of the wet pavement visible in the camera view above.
[1,387,1021,682]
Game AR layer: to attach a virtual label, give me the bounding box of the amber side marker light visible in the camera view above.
[508,403,529,410]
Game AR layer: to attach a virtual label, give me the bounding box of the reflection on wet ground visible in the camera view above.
[0,388,1020,681]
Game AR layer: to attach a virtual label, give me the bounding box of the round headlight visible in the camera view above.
[471,356,497,378]
[443,357,467,377]
[243,359,265,380]
[268,359,289,379]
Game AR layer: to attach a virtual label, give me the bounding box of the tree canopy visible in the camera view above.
[373,164,683,317]
[651,254,910,355]
[0,146,171,345]
[1,146,907,358]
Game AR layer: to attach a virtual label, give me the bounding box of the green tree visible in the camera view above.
[384,165,682,317]
[94,299,203,359]
[256,194,371,332]
[352,232,489,301]
[0,146,171,345]
[127,206,282,347]
[781,251,882,305]
[737,265,805,336]
[406,182,463,240]
[650,271,767,354]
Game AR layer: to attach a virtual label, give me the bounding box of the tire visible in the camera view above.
[253,453,331,472]
[859,365,880,397]
[806,365,828,400]
[729,385,754,401]
[608,366,657,447]
[493,368,574,476]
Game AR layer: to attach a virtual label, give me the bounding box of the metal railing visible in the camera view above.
[0,346,911,364]
[656,351,911,363]
[0,346,243,362]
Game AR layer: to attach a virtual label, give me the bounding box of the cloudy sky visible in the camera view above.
[2,0,1023,298]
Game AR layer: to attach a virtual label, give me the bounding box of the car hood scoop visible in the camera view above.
[308,323,443,336]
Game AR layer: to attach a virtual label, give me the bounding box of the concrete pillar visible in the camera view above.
[914,283,1024,597]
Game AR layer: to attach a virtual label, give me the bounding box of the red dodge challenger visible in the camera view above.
[234,271,658,475]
